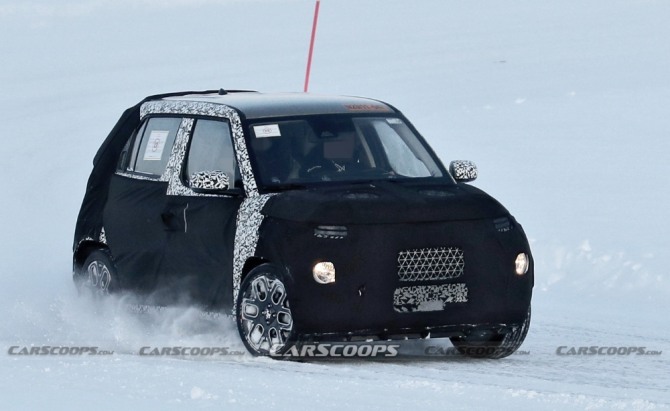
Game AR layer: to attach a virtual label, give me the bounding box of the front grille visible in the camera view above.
[397,247,464,282]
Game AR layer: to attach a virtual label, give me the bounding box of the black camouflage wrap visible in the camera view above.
[74,90,533,340]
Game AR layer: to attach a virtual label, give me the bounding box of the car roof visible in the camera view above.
[159,91,397,119]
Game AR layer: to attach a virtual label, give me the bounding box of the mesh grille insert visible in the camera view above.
[397,247,464,282]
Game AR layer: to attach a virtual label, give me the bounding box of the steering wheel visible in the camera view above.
[301,159,347,178]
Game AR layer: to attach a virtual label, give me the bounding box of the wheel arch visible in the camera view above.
[241,257,271,283]
[241,257,295,284]
[73,240,109,275]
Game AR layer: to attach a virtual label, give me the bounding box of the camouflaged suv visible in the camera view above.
[74,89,533,358]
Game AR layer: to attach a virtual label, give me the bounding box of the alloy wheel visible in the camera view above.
[239,274,294,355]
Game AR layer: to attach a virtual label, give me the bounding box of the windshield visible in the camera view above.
[247,115,445,188]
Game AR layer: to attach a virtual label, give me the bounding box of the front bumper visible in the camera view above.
[257,216,533,338]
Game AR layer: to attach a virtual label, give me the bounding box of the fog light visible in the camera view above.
[313,262,336,284]
[515,253,529,275]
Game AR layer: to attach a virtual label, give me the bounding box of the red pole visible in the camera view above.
[304,0,320,92]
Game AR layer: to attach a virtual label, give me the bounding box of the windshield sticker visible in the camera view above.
[344,104,391,112]
[254,124,282,138]
[143,130,169,161]
[386,118,403,125]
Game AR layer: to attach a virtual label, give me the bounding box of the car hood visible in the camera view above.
[261,181,510,224]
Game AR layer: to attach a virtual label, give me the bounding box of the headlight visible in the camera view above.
[515,253,529,275]
[313,262,336,284]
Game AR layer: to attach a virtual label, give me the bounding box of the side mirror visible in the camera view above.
[449,160,478,182]
[190,170,230,193]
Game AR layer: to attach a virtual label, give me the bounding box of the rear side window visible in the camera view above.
[122,117,182,178]
[185,119,239,188]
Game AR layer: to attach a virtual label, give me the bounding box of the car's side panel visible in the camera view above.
[103,175,169,292]
[159,116,244,309]
[139,100,275,314]
[160,196,242,310]
[103,112,248,308]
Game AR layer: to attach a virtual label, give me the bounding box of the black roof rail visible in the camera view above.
[219,89,259,95]
[142,89,258,100]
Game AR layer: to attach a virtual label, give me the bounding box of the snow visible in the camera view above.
[1,0,668,409]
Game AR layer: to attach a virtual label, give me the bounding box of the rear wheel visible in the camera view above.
[450,307,531,359]
[236,264,296,357]
[77,249,117,296]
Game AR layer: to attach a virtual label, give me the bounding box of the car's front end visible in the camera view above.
[237,102,533,352]
[256,181,533,341]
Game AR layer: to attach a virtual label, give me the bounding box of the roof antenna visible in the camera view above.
[303,0,320,93]
[218,88,228,95]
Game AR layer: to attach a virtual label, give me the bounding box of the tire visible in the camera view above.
[450,306,531,359]
[77,249,117,296]
[236,264,296,357]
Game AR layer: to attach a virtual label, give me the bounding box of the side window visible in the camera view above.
[129,117,182,178]
[185,119,239,188]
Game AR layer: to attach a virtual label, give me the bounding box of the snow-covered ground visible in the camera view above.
[1,0,668,409]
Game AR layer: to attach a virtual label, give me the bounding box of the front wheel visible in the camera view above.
[236,265,296,357]
[450,307,531,359]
